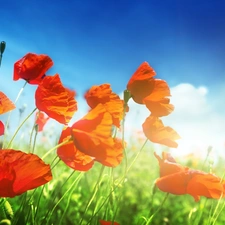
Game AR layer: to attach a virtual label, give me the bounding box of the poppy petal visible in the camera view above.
[0,149,52,197]
[143,79,174,116]
[0,121,4,136]
[127,62,156,104]
[35,111,50,132]
[0,92,16,114]
[71,104,123,167]
[57,127,94,171]
[13,53,53,84]
[35,74,77,124]
[143,116,180,148]
[85,84,124,127]
[99,220,120,225]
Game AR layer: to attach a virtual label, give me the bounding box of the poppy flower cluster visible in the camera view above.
[154,152,225,202]
[126,62,180,147]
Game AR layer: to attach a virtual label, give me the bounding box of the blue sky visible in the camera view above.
[1,0,225,155]
[1,0,225,93]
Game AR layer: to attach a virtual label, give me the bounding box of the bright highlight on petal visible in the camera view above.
[85,83,124,127]
[0,149,52,197]
[13,53,53,84]
[35,74,77,124]
[143,116,180,148]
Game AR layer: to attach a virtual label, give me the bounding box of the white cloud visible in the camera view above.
[124,83,225,158]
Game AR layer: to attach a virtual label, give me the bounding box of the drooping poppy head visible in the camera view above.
[85,84,124,127]
[0,92,16,114]
[35,111,50,132]
[57,126,94,172]
[154,152,225,201]
[0,149,52,197]
[35,74,77,124]
[0,121,4,136]
[13,53,53,84]
[99,220,120,225]
[127,62,174,117]
[142,116,180,148]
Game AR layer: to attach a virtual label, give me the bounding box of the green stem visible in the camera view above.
[7,108,37,149]
[79,165,105,225]
[86,139,148,223]
[145,193,169,225]
[41,139,70,160]
[46,172,83,225]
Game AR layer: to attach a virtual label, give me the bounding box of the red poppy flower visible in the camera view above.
[35,74,77,124]
[99,220,120,225]
[0,91,16,114]
[154,152,225,201]
[127,62,174,117]
[0,121,4,136]
[35,111,50,132]
[0,149,52,197]
[85,84,124,127]
[142,116,180,148]
[13,53,53,84]
[57,104,123,170]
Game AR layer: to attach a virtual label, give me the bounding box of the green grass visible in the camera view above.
[3,140,225,225]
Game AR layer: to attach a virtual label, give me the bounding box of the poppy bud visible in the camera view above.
[0,41,6,55]
[123,89,131,105]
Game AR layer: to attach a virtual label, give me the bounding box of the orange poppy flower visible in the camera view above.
[142,116,180,148]
[35,74,77,124]
[13,53,53,84]
[99,220,120,225]
[85,84,124,127]
[154,152,225,202]
[0,121,4,136]
[127,62,173,117]
[35,111,50,132]
[57,104,123,170]
[0,149,52,197]
[57,126,94,171]
[0,91,16,114]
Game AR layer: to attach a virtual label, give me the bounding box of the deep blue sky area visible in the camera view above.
[1,0,225,95]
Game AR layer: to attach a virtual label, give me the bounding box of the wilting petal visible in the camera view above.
[143,116,180,148]
[0,149,52,197]
[85,84,124,127]
[127,62,156,104]
[13,53,53,84]
[35,111,50,132]
[35,74,77,124]
[143,79,174,116]
[57,126,94,171]
[0,121,4,136]
[0,92,16,114]
[99,220,120,225]
[71,104,123,167]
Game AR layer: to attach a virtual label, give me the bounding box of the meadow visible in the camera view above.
[1,44,225,225]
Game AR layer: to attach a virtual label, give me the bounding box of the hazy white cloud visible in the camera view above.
[124,83,225,157]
